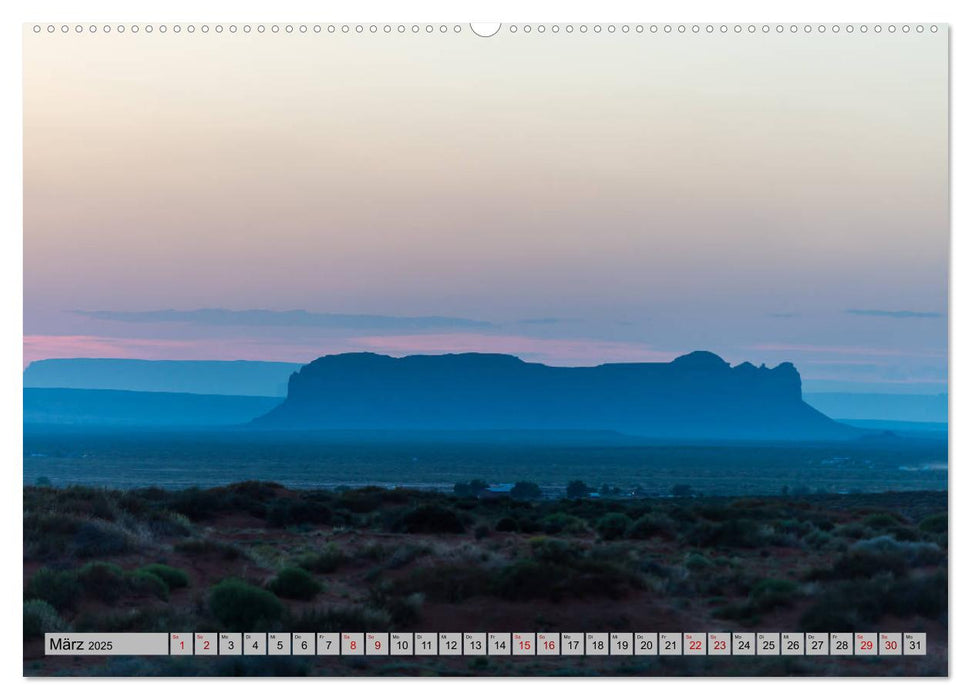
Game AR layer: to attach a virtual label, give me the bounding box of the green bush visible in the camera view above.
[566,480,591,499]
[627,513,673,540]
[26,568,81,612]
[510,482,542,500]
[127,571,169,600]
[266,499,332,528]
[748,578,799,612]
[529,537,579,565]
[138,564,190,589]
[268,567,322,601]
[398,563,491,603]
[919,513,947,535]
[684,553,713,571]
[394,504,464,534]
[209,579,284,630]
[595,513,633,541]
[495,516,518,532]
[73,521,135,557]
[540,512,588,535]
[23,599,68,640]
[77,561,128,603]
[298,544,346,573]
[683,518,771,548]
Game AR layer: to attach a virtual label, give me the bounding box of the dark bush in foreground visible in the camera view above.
[627,513,674,540]
[127,571,170,600]
[919,513,947,535]
[77,561,128,603]
[24,599,68,640]
[799,570,946,632]
[394,504,464,534]
[398,563,491,603]
[266,499,332,528]
[26,568,81,612]
[298,545,346,573]
[138,564,190,589]
[595,513,633,541]
[268,567,322,601]
[209,579,284,630]
[73,521,135,558]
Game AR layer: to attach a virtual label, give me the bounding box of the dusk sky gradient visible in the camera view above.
[23,27,948,393]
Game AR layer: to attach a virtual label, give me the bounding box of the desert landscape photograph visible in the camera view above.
[22,22,948,677]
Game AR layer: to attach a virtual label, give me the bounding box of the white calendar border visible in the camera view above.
[2,0,963,698]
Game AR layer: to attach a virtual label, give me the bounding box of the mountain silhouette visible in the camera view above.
[252,351,857,440]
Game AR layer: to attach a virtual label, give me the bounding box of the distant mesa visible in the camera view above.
[252,351,855,441]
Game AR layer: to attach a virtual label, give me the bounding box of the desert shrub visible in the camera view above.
[453,479,489,498]
[539,512,588,535]
[627,513,674,540]
[54,487,116,520]
[138,564,190,589]
[127,571,169,600]
[268,567,322,601]
[25,568,81,612]
[493,550,640,603]
[566,480,591,499]
[596,513,633,541]
[495,516,518,532]
[492,560,552,600]
[510,482,542,500]
[853,535,943,566]
[397,563,491,603]
[684,553,713,571]
[683,518,771,549]
[863,512,906,529]
[209,579,284,630]
[266,499,332,528]
[800,568,946,633]
[143,511,193,538]
[832,523,869,540]
[77,561,128,603]
[337,488,387,514]
[367,580,425,626]
[298,544,346,574]
[23,599,68,640]
[23,512,84,560]
[169,488,228,521]
[175,538,243,561]
[385,543,432,570]
[748,578,799,612]
[818,550,908,580]
[885,570,947,619]
[529,537,580,565]
[394,504,464,534]
[919,513,947,535]
[73,520,136,558]
[715,578,799,622]
[803,528,834,550]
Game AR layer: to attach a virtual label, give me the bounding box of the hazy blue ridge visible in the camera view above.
[23,358,299,396]
[252,351,858,441]
[24,388,282,427]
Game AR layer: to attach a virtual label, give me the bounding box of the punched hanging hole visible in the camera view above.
[470,23,501,38]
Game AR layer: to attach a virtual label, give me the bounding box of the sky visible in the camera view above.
[23,26,948,393]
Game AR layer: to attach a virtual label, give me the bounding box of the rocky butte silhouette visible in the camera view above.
[252,351,857,441]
